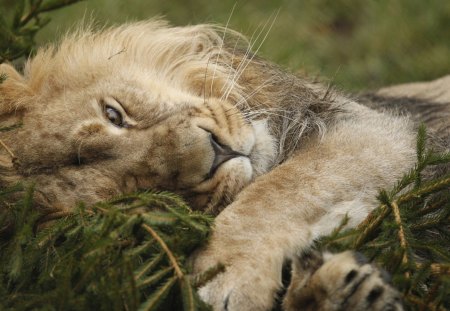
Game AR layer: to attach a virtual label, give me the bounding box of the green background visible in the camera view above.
[1,0,450,91]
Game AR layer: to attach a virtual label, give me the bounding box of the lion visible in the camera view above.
[0,20,449,310]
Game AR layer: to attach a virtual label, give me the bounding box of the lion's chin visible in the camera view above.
[202,157,254,214]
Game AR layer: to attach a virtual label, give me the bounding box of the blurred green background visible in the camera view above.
[1,0,450,91]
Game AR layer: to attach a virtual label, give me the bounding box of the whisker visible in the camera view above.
[210,3,236,99]
[220,22,263,101]
[225,11,279,101]
[246,110,297,122]
[76,137,85,165]
[203,51,214,103]
[227,106,298,123]
[219,35,241,97]
[234,79,273,108]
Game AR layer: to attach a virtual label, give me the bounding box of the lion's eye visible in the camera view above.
[105,106,124,127]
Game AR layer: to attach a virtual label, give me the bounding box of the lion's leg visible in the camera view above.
[193,107,416,311]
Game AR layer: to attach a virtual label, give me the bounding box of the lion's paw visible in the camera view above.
[283,251,403,311]
[194,255,281,311]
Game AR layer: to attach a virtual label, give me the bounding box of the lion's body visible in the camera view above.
[0,21,449,310]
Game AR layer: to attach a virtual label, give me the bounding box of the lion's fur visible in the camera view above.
[0,20,449,310]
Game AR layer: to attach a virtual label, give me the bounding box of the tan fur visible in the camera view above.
[0,20,448,310]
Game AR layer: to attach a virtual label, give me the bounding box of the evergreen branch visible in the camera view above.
[0,0,83,62]
[1,190,212,310]
[354,174,450,249]
[323,127,450,309]
[136,267,173,289]
[180,276,196,311]
[353,205,389,249]
[142,223,184,279]
[411,243,450,262]
[160,202,208,233]
[12,0,26,28]
[0,123,23,132]
[141,212,178,226]
[192,263,226,289]
[19,0,83,27]
[138,276,178,311]
[72,256,103,292]
[416,197,448,216]
[126,260,140,311]
[416,263,450,276]
[327,214,350,239]
[134,253,165,280]
[125,240,154,257]
[416,124,427,164]
[390,201,410,278]
[18,0,44,27]
[406,294,447,311]
[38,0,84,13]
[0,72,6,84]
[410,208,449,230]
[427,152,450,166]
[399,175,450,202]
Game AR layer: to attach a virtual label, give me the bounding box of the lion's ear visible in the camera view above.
[0,63,33,114]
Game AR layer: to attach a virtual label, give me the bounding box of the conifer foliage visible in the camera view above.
[0,189,213,311]
[0,0,83,63]
[320,125,450,310]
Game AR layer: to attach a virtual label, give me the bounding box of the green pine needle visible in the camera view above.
[0,73,7,84]
[180,276,197,311]
[138,276,178,311]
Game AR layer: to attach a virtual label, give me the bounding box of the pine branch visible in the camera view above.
[142,223,184,279]
[0,72,7,84]
[0,0,84,63]
[319,126,450,310]
[138,276,178,311]
[0,191,214,310]
[191,264,226,289]
[391,201,410,278]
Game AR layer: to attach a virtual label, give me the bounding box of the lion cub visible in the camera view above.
[1,20,449,310]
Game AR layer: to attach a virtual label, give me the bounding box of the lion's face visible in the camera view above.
[0,21,276,215]
[17,77,261,212]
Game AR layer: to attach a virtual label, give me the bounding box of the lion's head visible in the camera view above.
[0,20,287,222]
[0,20,339,225]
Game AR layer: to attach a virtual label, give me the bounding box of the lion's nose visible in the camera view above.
[209,135,245,177]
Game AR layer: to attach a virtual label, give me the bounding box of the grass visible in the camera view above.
[0,0,449,90]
